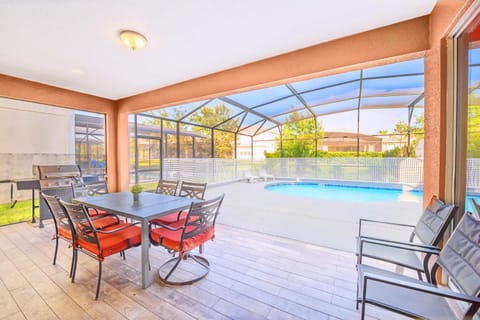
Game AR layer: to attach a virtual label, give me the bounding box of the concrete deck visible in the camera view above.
[206,181,423,252]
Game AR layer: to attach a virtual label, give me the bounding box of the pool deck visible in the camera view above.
[206,180,423,253]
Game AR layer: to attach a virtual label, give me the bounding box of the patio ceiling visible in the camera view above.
[142,58,425,136]
[0,1,437,99]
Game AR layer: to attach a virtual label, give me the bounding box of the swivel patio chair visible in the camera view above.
[357,195,457,282]
[155,179,181,196]
[151,180,207,225]
[59,200,141,300]
[357,212,480,319]
[149,194,224,285]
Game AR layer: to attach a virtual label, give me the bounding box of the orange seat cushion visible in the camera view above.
[150,211,187,225]
[92,216,119,229]
[58,216,118,241]
[77,223,141,260]
[149,222,214,252]
[58,226,72,240]
[88,208,108,217]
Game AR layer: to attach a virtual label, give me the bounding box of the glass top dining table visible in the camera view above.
[74,191,196,288]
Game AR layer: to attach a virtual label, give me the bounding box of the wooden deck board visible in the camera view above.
[0,221,410,320]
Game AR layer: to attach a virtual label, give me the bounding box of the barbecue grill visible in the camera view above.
[37,164,82,227]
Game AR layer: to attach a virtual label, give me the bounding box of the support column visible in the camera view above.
[423,0,467,204]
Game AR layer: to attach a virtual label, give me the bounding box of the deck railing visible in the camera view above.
[162,157,426,186]
[4,156,480,203]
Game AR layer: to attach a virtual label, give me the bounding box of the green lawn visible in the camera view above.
[0,199,37,226]
[0,184,158,226]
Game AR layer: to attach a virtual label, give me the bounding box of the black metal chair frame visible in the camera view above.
[178,181,207,200]
[152,180,207,226]
[72,180,108,197]
[41,192,76,277]
[60,200,141,300]
[71,180,113,218]
[357,212,480,320]
[156,179,182,196]
[149,194,224,286]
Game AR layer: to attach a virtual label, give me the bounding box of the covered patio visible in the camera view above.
[1,1,479,319]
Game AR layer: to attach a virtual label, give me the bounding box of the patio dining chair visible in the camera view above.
[356,212,480,320]
[155,179,181,196]
[42,192,122,277]
[151,181,207,225]
[178,181,207,199]
[42,192,76,277]
[149,194,224,285]
[357,195,458,282]
[71,181,109,217]
[59,200,141,300]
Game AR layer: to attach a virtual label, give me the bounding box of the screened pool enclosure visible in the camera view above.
[129,58,425,185]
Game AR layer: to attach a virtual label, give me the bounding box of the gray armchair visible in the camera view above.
[357,196,457,282]
[357,212,480,319]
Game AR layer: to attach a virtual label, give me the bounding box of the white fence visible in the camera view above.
[162,157,425,186]
[4,156,480,203]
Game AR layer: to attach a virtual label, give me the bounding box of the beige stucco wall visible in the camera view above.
[0,98,76,202]
[0,98,75,155]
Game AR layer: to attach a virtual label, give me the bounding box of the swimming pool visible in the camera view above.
[265,182,423,202]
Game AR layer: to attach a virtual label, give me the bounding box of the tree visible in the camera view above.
[140,104,238,158]
[467,104,480,158]
[188,103,239,158]
[381,114,424,158]
[266,112,324,157]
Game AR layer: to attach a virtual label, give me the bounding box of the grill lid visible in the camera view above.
[36,165,81,180]
[36,165,82,189]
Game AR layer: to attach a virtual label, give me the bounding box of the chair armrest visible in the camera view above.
[149,221,184,231]
[90,213,120,223]
[358,218,415,238]
[359,237,441,256]
[358,236,441,251]
[95,222,141,234]
[362,272,480,305]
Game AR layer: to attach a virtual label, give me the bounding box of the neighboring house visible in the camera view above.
[320,131,382,152]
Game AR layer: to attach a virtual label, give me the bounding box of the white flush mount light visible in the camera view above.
[119,30,147,50]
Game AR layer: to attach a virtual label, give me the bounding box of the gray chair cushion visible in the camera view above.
[356,238,424,271]
[437,212,480,297]
[357,264,458,319]
[413,198,456,246]
[356,197,457,277]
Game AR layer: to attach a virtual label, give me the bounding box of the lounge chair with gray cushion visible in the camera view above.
[357,196,458,282]
[357,212,480,319]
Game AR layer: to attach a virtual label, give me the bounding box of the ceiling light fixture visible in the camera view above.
[119,30,147,50]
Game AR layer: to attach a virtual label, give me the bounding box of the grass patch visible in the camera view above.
[140,181,157,192]
[0,199,37,226]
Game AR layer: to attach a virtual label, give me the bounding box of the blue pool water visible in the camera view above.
[265,182,423,202]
